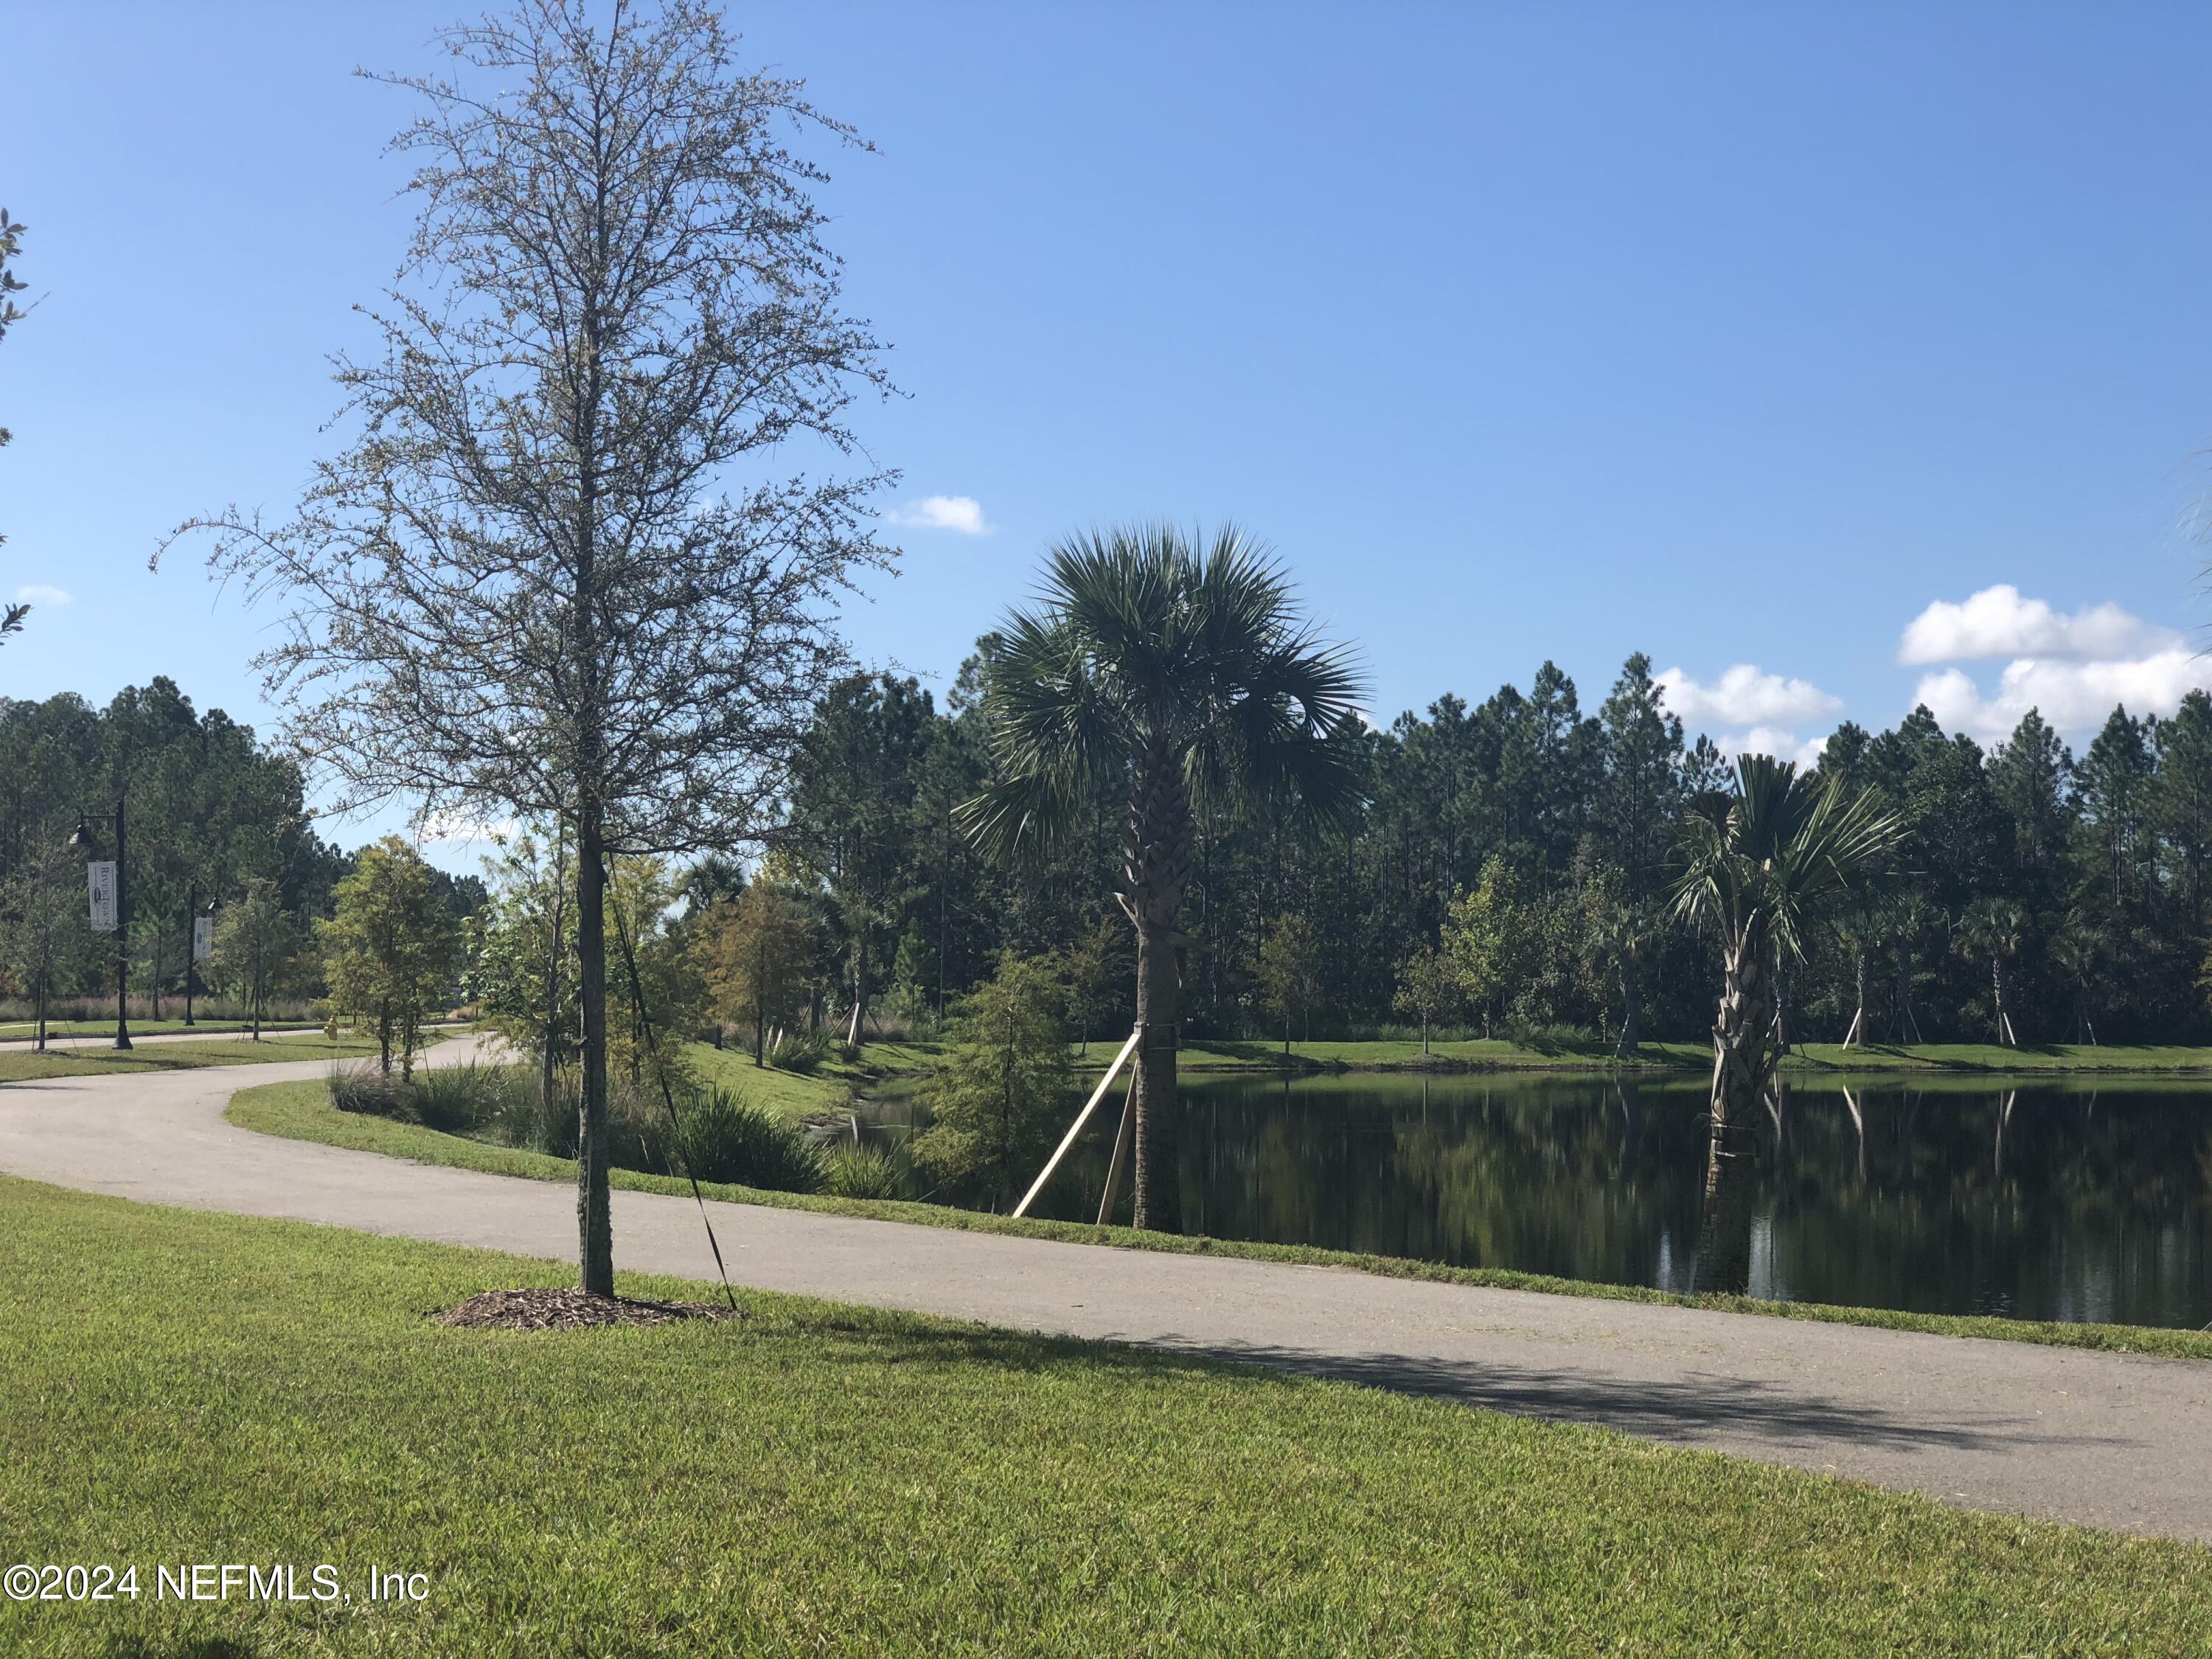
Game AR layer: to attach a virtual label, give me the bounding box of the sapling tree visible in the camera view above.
[212,879,298,1043]
[1256,911,1321,1053]
[167,0,891,1294]
[322,838,459,1077]
[911,953,1073,1209]
[1,825,86,1050]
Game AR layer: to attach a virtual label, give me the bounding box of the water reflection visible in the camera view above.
[874,1074,2212,1329]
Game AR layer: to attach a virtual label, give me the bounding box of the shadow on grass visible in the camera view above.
[1132,1335,2129,1458]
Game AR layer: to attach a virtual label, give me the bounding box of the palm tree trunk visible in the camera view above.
[1850,948,1872,1047]
[1695,936,1772,1296]
[1130,922,1181,1232]
[1127,745,1192,1234]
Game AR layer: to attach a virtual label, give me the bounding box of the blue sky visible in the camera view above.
[8,3,2212,865]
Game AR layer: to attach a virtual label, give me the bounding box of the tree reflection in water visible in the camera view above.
[912,1073,2212,1329]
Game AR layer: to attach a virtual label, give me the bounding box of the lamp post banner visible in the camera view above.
[192,915,214,961]
[88,860,119,933]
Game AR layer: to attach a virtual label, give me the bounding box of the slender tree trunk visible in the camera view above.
[1992,959,2013,1046]
[1849,948,1871,1047]
[754,931,768,1068]
[1695,935,1772,1296]
[576,803,614,1298]
[542,821,566,1115]
[35,973,46,1052]
[1615,950,1639,1057]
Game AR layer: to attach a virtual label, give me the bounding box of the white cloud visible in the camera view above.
[1913,650,2212,743]
[1655,663,1842,727]
[15,585,69,608]
[1898,585,2174,665]
[1707,727,1829,770]
[887,495,992,535]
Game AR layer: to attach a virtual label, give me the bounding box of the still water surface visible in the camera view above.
[877,1074,2212,1329]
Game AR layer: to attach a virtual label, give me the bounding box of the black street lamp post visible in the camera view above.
[69,796,131,1051]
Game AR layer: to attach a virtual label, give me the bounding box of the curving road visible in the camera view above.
[2,1044,2208,1543]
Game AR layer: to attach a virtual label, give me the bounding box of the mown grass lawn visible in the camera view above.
[1,1175,2205,1657]
[226,1077,2212,1362]
[0,1032,406,1085]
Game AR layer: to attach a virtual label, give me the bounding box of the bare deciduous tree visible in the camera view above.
[164,0,893,1294]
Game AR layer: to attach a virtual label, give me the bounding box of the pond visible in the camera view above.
[868,1073,2212,1329]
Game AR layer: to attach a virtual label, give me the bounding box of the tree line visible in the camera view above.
[0,681,484,1034]
[703,650,2212,1058]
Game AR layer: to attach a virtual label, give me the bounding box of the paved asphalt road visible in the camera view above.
[2,1042,2208,1543]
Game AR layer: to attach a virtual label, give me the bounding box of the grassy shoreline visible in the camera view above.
[228,1076,2212,1363]
[1094,1035,2212,1077]
[7,1174,2204,1655]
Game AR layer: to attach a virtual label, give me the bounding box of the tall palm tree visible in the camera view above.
[959,525,1363,1231]
[1672,754,1899,1293]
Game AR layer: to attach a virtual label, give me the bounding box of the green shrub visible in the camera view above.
[821,1143,905,1200]
[673,1087,824,1192]
[327,1062,403,1118]
[406,1062,519,1134]
[767,1031,832,1074]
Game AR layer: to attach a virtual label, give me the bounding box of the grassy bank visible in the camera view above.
[0,1032,408,1085]
[684,1036,935,1118]
[1107,1035,2212,1077]
[228,1077,2212,1361]
[0,1016,323,1042]
[1,1174,2205,1657]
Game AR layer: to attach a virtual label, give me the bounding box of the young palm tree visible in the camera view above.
[959,525,1363,1231]
[1672,754,1899,1293]
[1957,898,2026,1046]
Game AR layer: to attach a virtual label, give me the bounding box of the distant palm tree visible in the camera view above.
[1956,898,2026,1046]
[959,525,1363,1231]
[1672,755,1899,1293]
[2053,919,2104,1046]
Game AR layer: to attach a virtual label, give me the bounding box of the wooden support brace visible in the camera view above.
[1013,1026,1141,1220]
[1096,1069,1138,1226]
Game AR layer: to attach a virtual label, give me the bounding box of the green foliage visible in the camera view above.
[321,838,462,1077]
[1391,946,1462,1051]
[1256,911,1322,1047]
[822,1142,906,1199]
[675,1087,826,1192]
[1444,856,1537,1037]
[1672,756,1902,967]
[209,877,302,1035]
[912,953,1074,1203]
[959,524,1365,864]
[467,824,578,1069]
[698,876,815,1059]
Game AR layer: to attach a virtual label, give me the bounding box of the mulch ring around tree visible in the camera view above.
[435,1287,743,1331]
